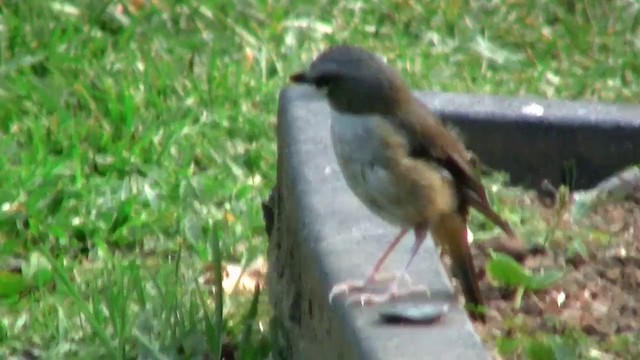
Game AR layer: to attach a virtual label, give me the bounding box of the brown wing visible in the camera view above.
[393,98,515,237]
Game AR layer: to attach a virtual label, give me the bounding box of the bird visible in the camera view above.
[289,45,516,321]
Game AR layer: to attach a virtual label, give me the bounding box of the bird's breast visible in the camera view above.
[329,111,387,165]
[329,110,416,226]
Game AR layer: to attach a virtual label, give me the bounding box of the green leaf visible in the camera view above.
[548,336,581,360]
[0,238,21,254]
[238,284,262,359]
[108,197,134,235]
[567,239,588,259]
[486,252,531,288]
[0,271,27,297]
[526,339,556,360]
[527,270,564,291]
[31,268,54,289]
[0,319,7,342]
[182,212,204,244]
[496,336,521,356]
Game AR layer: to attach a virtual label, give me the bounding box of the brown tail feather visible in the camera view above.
[465,189,516,238]
[432,212,486,322]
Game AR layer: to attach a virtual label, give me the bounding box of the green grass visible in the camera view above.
[0,0,638,358]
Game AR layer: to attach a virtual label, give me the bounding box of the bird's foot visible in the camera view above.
[345,272,430,306]
[328,271,398,304]
[329,271,429,306]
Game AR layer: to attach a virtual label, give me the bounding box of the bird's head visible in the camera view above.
[290,45,410,115]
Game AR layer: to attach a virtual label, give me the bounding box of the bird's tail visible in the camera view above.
[432,212,486,322]
[465,189,516,238]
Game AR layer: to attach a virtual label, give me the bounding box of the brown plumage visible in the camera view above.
[290,45,516,322]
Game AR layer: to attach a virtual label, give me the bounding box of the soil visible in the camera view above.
[467,186,640,359]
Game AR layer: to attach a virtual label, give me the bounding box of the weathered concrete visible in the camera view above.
[264,87,640,360]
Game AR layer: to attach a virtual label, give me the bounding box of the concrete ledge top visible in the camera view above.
[417,90,639,126]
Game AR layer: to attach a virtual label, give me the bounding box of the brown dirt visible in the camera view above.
[467,187,640,359]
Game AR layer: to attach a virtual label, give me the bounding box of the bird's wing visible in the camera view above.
[394,99,515,237]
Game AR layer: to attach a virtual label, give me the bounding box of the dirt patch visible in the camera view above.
[468,183,640,359]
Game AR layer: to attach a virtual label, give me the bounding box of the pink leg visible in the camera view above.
[329,227,430,306]
[345,226,430,305]
[329,228,408,302]
[365,228,409,282]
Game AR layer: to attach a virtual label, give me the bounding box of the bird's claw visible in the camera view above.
[344,284,430,306]
[328,271,404,303]
[329,271,430,305]
[328,280,368,304]
[346,291,396,306]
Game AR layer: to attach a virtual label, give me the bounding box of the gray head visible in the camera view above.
[290,45,410,115]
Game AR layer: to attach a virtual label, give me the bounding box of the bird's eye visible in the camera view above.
[314,75,332,88]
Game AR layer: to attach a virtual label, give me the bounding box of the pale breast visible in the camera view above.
[329,110,418,227]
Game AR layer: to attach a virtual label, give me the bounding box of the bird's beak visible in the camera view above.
[289,71,311,84]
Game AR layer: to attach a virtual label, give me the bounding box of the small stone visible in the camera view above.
[560,308,582,328]
[379,303,449,324]
[591,298,610,317]
[604,267,622,282]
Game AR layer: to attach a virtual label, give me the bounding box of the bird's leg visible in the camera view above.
[342,226,431,306]
[366,228,410,282]
[328,228,409,303]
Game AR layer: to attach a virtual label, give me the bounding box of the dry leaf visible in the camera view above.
[202,257,267,295]
[244,49,255,68]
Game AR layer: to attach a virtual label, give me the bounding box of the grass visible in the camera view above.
[0,0,638,358]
